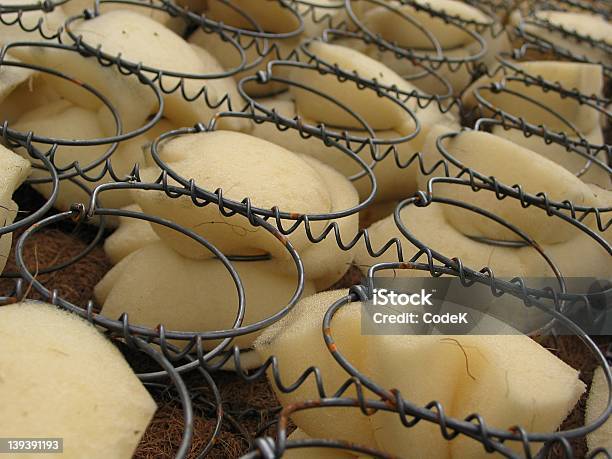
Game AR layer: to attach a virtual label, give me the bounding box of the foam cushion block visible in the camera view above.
[284,428,357,458]
[358,0,492,49]
[248,95,459,202]
[513,10,611,65]
[133,130,358,288]
[65,10,245,130]
[0,145,30,274]
[254,290,377,448]
[204,0,300,33]
[12,46,154,135]
[95,241,316,349]
[450,334,586,457]
[103,204,161,265]
[419,129,602,244]
[354,201,611,286]
[491,125,609,189]
[0,1,65,50]
[189,28,298,97]
[356,0,510,93]
[11,99,150,215]
[289,41,419,130]
[0,302,157,459]
[585,367,612,454]
[0,55,36,108]
[256,290,585,457]
[464,60,604,135]
[0,69,62,125]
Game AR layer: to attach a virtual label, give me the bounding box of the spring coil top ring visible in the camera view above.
[435,125,611,216]
[165,0,305,39]
[318,264,612,459]
[149,117,378,221]
[343,0,488,68]
[64,0,249,79]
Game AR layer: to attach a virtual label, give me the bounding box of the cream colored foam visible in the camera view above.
[359,200,401,228]
[358,0,492,49]
[0,70,61,125]
[248,95,459,203]
[11,47,154,135]
[255,290,585,458]
[133,130,358,288]
[365,41,472,94]
[134,130,332,259]
[355,202,539,278]
[450,334,585,458]
[10,10,245,132]
[355,0,510,93]
[96,241,316,349]
[419,129,603,244]
[0,55,36,109]
[0,302,157,459]
[189,27,298,98]
[491,125,610,189]
[464,60,604,135]
[365,333,466,459]
[10,99,172,216]
[61,0,172,25]
[354,201,611,281]
[0,1,65,50]
[64,10,245,130]
[585,367,612,454]
[103,204,161,265]
[204,0,301,34]
[199,0,343,89]
[289,41,419,130]
[254,290,378,448]
[513,10,612,65]
[0,145,31,274]
[284,428,357,458]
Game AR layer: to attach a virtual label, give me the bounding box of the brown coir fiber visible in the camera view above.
[0,226,111,305]
[0,185,111,305]
[135,404,246,459]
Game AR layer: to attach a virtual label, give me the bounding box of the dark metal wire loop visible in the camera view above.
[237,58,447,187]
[149,116,378,222]
[513,15,612,76]
[166,0,305,39]
[0,181,107,278]
[0,144,59,237]
[236,257,611,458]
[299,33,455,102]
[434,127,611,223]
[0,1,65,40]
[1,2,610,456]
[495,46,611,106]
[64,0,249,80]
[343,0,489,73]
[0,41,165,147]
[393,184,566,301]
[470,80,611,181]
[0,0,68,12]
[15,181,306,345]
[318,264,612,457]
